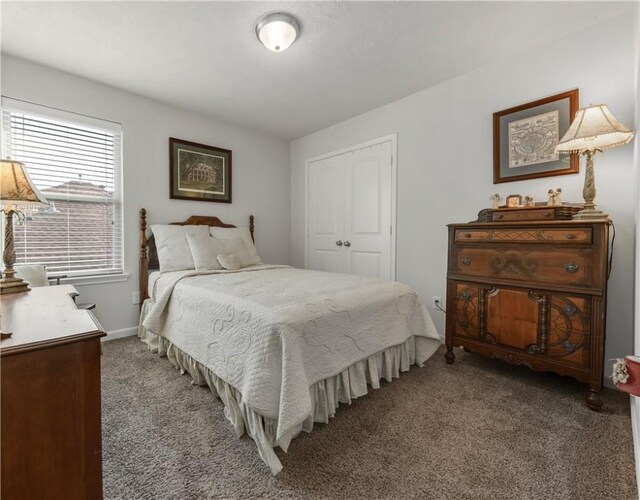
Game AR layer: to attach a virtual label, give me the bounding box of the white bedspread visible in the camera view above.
[142,265,441,445]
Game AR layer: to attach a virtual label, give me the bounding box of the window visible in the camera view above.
[2,98,123,277]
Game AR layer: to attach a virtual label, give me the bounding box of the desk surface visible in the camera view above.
[0,285,105,356]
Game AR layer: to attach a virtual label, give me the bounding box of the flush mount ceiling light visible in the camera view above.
[255,13,300,52]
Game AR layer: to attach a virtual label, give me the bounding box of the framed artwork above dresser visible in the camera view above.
[444,217,611,410]
[493,89,580,184]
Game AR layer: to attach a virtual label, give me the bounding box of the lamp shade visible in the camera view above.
[0,159,48,210]
[555,104,634,153]
[255,13,300,52]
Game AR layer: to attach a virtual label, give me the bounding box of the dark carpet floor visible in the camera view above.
[102,337,636,500]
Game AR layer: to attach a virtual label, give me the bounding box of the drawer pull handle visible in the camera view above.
[565,263,579,274]
[462,257,472,266]
[463,233,471,238]
[566,234,575,240]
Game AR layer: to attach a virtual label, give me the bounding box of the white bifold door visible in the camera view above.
[307,139,395,280]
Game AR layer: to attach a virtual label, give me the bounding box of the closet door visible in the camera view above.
[344,141,393,279]
[306,138,395,279]
[307,154,345,273]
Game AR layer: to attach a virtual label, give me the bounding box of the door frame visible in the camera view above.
[304,133,398,280]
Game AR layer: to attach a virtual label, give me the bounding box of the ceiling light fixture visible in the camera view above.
[255,13,300,53]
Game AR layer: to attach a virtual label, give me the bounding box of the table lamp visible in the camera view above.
[0,159,48,295]
[555,104,634,220]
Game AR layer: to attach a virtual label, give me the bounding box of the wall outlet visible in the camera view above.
[132,291,140,305]
[431,296,442,310]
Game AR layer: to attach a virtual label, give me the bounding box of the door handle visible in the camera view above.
[344,241,351,247]
[336,240,343,246]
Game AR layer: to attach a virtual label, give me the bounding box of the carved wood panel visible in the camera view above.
[546,295,590,366]
[484,287,541,350]
[454,284,479,339]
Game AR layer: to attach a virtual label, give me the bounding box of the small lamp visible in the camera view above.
[0,159,48,295]
[555,104,634,220]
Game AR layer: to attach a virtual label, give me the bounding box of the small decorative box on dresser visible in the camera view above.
[445,218,611,410]
[1,285,106,500]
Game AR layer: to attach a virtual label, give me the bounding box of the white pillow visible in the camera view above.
[219,236,252,268]
[210,227,262,266]
[151,224,210,272]
[217,253,242,271]
[186,232,225,270]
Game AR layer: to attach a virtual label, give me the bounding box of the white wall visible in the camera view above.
[1,55,291,335]
[291,13,638,375]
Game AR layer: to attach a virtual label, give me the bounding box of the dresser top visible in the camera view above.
[0,285,105,356]
[448,219,611,228]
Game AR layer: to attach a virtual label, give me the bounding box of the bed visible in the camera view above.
[137,208,441,474]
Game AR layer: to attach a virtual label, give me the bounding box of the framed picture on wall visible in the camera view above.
[493,89,579,184]
[169,138,232,203]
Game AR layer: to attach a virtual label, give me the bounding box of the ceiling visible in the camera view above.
[1,1,634,140]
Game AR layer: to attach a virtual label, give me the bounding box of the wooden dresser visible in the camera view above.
[1,285,106,500]
[445,219,610,410]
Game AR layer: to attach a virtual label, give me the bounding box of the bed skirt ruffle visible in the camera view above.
[138,300,439,475]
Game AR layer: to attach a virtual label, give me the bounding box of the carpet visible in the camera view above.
[102,337,636,500]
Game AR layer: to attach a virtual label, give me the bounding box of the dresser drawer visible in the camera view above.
[453,247,592,286]
[454,228,592,244]
[492,208,556,222]
[539,228,592,243]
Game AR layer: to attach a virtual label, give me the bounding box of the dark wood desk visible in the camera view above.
[1,285,106,500]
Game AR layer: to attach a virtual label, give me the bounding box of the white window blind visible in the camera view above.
[1,98,123,277]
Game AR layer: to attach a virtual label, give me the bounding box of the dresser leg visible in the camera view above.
[445,346,455,364]
[586,389,603,411]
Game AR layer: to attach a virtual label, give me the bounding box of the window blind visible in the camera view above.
[2,98,123,277]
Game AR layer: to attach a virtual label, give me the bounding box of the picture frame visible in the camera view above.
[169,138,232,203]
[506,194,522,208]
[493,89,579,184]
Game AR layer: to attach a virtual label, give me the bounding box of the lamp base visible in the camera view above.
[572,207,609,220]
[0,277,30,295]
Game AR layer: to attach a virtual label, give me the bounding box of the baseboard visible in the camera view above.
[632,396,640,499]
[102,326,137,342]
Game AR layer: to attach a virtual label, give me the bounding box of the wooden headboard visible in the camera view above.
[138,208,254,304]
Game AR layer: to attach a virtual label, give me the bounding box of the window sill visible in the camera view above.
[55,273,130,287]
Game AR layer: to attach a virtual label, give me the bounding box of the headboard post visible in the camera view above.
[139,208,149,306]
[250,215,255,243]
